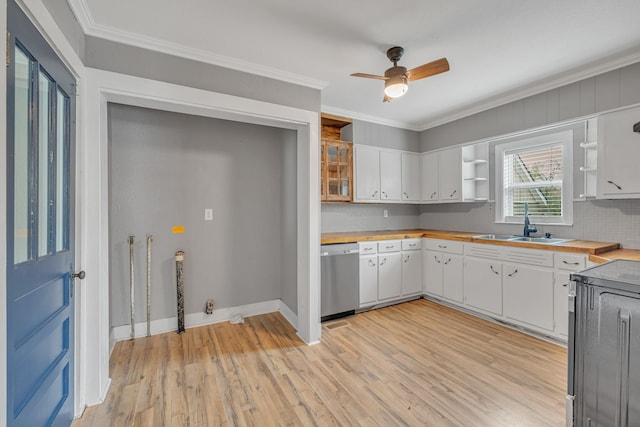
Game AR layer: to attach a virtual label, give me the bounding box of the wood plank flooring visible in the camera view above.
[72,299,568,426]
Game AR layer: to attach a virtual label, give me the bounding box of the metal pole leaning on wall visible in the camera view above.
[175,250,185,334]
[146,235,153,337]
[128,235,135,340]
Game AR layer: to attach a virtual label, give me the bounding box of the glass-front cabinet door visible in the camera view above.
[321,139,353,202]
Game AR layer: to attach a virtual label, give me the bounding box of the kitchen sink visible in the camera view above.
[472,234,522,241]
[510,236,572,244]
[472,234,573,244]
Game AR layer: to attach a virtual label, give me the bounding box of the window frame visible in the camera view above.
[494,130,573,226]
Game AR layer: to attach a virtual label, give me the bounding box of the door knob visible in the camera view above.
[72,271,86,280]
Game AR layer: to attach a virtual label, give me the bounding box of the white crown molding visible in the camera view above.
[417,48,640,131]
[67,0,326,90]
[321,105,421,131]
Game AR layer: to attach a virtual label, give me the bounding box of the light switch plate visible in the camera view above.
[204,208,213,221]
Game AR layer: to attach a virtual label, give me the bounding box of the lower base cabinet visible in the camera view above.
[464,258,502,315]
[503,263,554,331]
[359,254,378,306]
[554,272,571,337]
[378,252,402,300]
[424,250,463,303]
[402,251,423,295]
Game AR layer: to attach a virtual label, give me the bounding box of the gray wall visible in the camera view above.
[343,120,420,151]
[43,0,85,62]
[421,62,640,151]
[108,104,297,327]
[85,37,320,112]
[419,60,640,249]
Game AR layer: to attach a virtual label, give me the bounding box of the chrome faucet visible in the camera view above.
[523,202,537,237]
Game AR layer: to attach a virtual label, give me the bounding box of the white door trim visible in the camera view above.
[81,67,321,406]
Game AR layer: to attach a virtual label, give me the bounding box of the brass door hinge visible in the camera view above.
[6,32,10,66]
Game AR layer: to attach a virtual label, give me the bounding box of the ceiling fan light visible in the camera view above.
[384,74,408,98]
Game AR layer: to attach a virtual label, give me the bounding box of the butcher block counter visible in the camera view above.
[321,229,620,255]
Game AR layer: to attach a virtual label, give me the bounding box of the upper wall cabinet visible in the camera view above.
[597,105,640,199]
[401,153,421,201]
[321,114,353,202]
[321,139,353,202]
[354,145,419,203]
[421,147,462,203]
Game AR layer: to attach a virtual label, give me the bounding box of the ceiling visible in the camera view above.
[69,0,640,131]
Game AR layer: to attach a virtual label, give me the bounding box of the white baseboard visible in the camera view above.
[111,299,298,342]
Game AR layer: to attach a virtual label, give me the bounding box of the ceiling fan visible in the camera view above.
[351,46,449,102]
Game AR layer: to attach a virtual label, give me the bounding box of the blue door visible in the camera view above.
[7,1,77,425]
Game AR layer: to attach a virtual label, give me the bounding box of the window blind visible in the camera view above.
[503,143,563,217]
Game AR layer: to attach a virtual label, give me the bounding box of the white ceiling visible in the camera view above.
[70,0,640,130]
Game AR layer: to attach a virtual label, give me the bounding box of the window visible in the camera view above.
[495,130,573,225]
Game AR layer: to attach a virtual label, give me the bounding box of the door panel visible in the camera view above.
[7,1,76,426]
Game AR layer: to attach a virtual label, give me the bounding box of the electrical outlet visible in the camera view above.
[204,208,213,221]
[383,209,388,218]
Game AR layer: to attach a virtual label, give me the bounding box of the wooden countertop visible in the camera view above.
[321,229,619,255]
[589,249,640,264]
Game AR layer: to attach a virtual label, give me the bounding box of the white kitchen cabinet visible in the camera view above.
[424,250,444,296]
[401,153,421,201]
[502,263,554,331]
[464,257,502,315]
[597,105,640,199]
[359,254,379,307]
[554,272,571,337]
[380,150,402,201]
[438,147,461,201]
[402,251,422,295]
[354,145,380,201]
[443,255,464,303]
[378,252,402,300]
[421,152,439,202]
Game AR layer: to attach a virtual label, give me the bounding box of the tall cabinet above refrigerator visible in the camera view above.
[568,260,640,427]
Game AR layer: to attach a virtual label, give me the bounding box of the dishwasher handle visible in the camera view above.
[321,249,360,256]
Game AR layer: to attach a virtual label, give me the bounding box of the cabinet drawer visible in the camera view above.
[555,253,586,271]
[402,239,422,251]
[359,242,378,255]
[378,240,402,253]
[425,239,464,254]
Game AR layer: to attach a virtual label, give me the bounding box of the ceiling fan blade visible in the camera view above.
[383,94,392,103]
[406,58,450,81]
[351,73,389,80]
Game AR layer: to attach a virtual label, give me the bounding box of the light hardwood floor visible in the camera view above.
[73,299,568,426]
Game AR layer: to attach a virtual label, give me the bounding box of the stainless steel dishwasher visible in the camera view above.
[320,243,359,322]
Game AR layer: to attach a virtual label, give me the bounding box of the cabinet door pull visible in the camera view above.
[368,259,376,267]
[490,265,499,275]
[434,256,441,264]
[449,189,457,198]
[403,192,409,198]
[409,243,416,247]
[607,180,622,190]
[430,191,437,199]
[444,258,452,265]
[404,255,410,263]
[371,190,378,198]
[562,260,580,266]
[562,284,568,287]
[438,245,447,249]
[507,269,518,277]
[382,191,388,198]
[380,257,387,266]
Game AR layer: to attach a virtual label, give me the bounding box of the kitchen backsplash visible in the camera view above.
[321,203,420,233]
[321,199,640,249]
[417,199,640,249]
